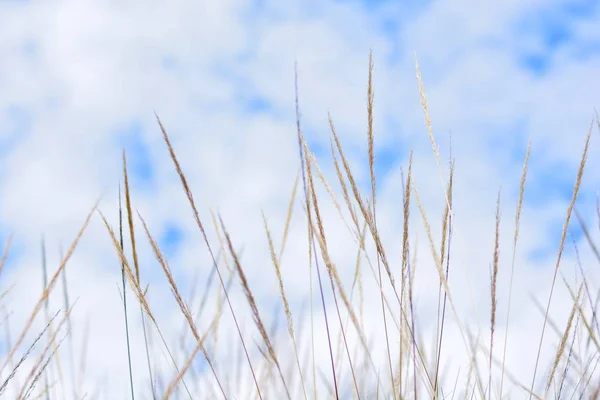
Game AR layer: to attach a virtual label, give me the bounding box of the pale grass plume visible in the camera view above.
[209,208,234,276]
[489,188,501,400]
[414,53,451,213]
[0,199,99,377]
[303,135,356,397]
[25,333,68,399]
[414,57,461,397]
[500,140,530,399]
[401,153,414,398]
[411,181,468,355]
[0,285,15,303]
[0,311,58,396]
[544,282,583,397]
[408,225,420,398]
[155,114,263,400]
[330,138,361,237]
[575,208,600,264]
[331,127,426,388]
[303,142,355,240]
[325,137,401,336]
[329,114,398,303]
[219,214,292,400]
[433,159,454,398]
[137,211,225,397]
[279,169,301,263]
[99,210,193,398]
[99,210,155,322]
[367,48,376,218]
[208,208,233,349]
[304,187,377,389]
[561,274,600,354]
[40,237,58,400]
[162,337,204,400]
[0,234,12,277]
[262,211,308,400]
[364,49,396,400]
[122,150,141,284]
[162,298,226,400]
[530,121,592,398]
[17,307,72,399]
[122,151,154,400]
[305,129,384,396]
[351,219,368,327]
[295,63,339,398]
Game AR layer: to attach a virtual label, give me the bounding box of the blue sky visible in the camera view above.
[0,0,599,397]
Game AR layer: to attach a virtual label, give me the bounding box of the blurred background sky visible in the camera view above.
[0,0,600,398]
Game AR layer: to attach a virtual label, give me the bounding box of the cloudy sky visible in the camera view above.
[0,0,599,398]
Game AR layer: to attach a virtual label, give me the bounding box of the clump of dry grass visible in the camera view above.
[1,52,599,400]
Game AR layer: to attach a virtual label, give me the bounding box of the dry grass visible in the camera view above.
[0,53,599,400]
[499,141,530,399]
[529,121,592,398]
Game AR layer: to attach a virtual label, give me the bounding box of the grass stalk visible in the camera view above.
[118,184,136,400]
